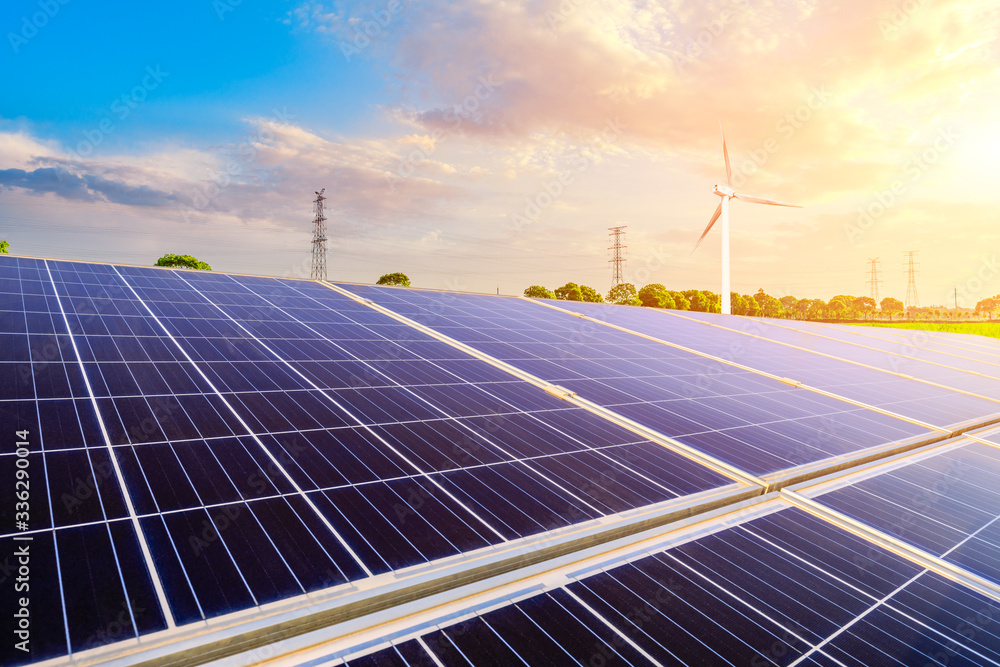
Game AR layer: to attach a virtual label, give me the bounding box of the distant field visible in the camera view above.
[851,321,1000,340]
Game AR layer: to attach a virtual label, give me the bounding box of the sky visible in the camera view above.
[1,0,998,307]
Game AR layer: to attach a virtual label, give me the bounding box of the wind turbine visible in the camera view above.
[694,123,802,315]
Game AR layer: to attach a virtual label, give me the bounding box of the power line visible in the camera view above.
[608,226,627,286]
[311,189,328,280]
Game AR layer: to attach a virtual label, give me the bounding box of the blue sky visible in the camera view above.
[2,1,385,148]
[1,1,998,305]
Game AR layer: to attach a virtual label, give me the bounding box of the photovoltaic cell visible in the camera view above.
[342,506,1000,666]
[543,298,1000,426]
[809,439,1000,588]
[337,285,940,474]
[0,257,738,664]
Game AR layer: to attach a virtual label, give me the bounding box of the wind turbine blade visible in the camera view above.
[720,121,732,187]
[734,193,802,207]
[693,201,724,252]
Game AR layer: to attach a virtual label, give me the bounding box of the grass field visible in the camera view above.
[851,321,1000,340]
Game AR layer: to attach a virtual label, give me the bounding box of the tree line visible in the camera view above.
[524,282,1000,320]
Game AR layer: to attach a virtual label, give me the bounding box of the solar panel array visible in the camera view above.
[2,257,1000,666]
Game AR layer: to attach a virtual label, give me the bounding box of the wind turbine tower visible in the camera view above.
[694,124,803,315]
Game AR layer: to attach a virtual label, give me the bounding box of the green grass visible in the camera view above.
[850,321,1000,340]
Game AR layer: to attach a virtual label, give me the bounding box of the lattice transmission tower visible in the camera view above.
[866,257,882,304]
[903,250,920,309]
[608,226,627,286]
[311,189,328,281]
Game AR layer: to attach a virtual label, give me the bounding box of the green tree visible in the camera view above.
[0,240,9,253]
[524,285,556,299]
[807,299,827,319]
[779,296,799,318]
[796,298,812,319]
[554,282,583,301]
[375,271,410,287]
[829,295,857,319]
[753,289,784,318]
[730,292,748,316]
[606,282,641,306]
[827,299,847,319]
[880,297,904,321]
[701,290,721,313]
[638,284,675,309]
[155,253,211,270]
[974,297,998,318]
[579,285,604,303]
[376,272,410,286]
[669,291,690,311]
[742,294,761,316]
[854,296,877,320]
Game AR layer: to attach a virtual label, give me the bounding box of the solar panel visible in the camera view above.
[335,285,985,477]
[5,256,1000,666]
[326,500,1000,666]
[1,257,748,665]
[533,297,1000,426]
[796,429,1000,589]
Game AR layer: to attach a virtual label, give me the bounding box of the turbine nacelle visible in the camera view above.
[713,184,735,198]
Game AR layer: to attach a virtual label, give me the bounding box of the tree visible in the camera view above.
[669,291,690,311]
[376,272,410,286]
[638,284,675,309]
[524,285,556,299]
[827,299,847,319]
[796,298,812,319]
[0,240,9,253]
[780,296,799,318]
[554,282,583,301]
[155,253,211,270]
[807,299,827,320]
[854,296,877,320]
[753,289,784,318]
[606,282,641,306]
[579,285,604,303]
[743,294,761,317]
[830,295,857,319]
[880,297,904,321]
[701,290,721,313]
[730,292,748,316]
[975,296,998,319]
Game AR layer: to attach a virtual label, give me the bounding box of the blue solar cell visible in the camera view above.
[541,299,1000,425]
[812,442,1000,589]
[0,531,67,665]
[338,285,945,474]
[341,505,1000,666]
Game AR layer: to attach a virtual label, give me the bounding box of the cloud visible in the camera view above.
[299,0,998,201]
[0,166,178,206]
